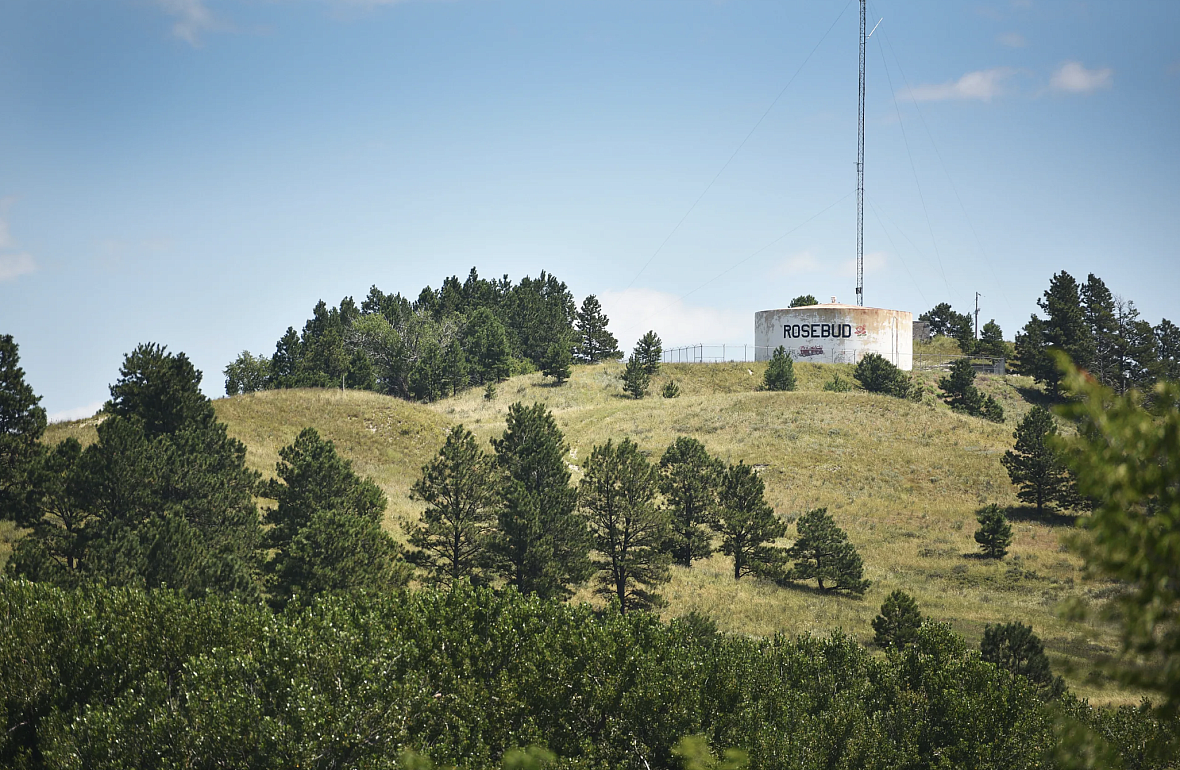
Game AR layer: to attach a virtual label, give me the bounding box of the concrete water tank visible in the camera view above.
[754,299,913,370]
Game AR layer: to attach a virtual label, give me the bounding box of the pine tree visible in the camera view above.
[463,307,512,385]
[1013,315,1053,383]
[541,337,573,385]
[635,331,662,375]
[408,426,499,586]
[107,343,216,436]
[1112,298,1158,393]
[0,335,46,524]
[785,508,869,594]
[659,437,722,567]
[974,504,1013,559]
[712,462,785,580]
[1082,273,1119,388]
[491,402,591,600]
[789,294,818,308]
[622,353,650,399]
[270,326,303,388]
[1001,406,1073,517]
[873,590,923,651]
[977,320,1007,359]
[263,427,406,604]
[442,338,468,396]
[939,358,983,413]
[661,380,680,398]
[981,622,1056,688]
[1154,319,1180,383]
[574,295,622,363]
[919,302,974,346]
[579,438,670,614]
[763,346,797,391]
[1038,271,1094,393]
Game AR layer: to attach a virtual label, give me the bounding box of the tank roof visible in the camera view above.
[763,302,907,312]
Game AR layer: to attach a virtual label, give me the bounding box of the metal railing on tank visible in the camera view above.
[661,344,777,363]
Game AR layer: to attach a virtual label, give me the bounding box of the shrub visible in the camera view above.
[854,352,911,399]
[622,354,650,399]
[822,372,854,392]
[661,379,681,398]
[762,346,796,391]
[873,589,923,651]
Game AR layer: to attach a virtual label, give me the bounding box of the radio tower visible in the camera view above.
[856,0,866,306]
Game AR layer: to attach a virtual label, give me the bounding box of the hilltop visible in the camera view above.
[33,360,1133,704]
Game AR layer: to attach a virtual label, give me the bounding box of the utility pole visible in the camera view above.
[856,0,866,306]
[974,292,982,340]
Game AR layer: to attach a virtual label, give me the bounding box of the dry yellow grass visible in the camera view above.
[34,362,1136,704]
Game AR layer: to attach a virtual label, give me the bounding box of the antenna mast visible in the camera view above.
[856,0,866,306]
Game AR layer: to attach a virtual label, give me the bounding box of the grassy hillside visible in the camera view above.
[36,362,1135,704]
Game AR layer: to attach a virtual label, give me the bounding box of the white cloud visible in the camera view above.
[48,401,106,424]
[1050,61,1113,93]
[0,253,35,283]
[775,250,821,276]
[155,0,217,45]
[900,67,1016,102]
[598,288,749,348]
[839,251,887,278]
[997,31,1027,48]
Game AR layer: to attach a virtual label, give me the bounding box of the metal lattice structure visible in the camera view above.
[856,0,866,306]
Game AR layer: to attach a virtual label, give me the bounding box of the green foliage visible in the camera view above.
[408,426,500,586]
[491,402,590,600]
[854,352,912,399]
[659,438,721,568]
[540,337,572,385]
[574,294,622,363]
[0,334,45,524]
[938,358,1005,422]
[635,330,662,375]
[224,350,271,395]
[622,353,650,399]
[465,306,513,385]
[872,589,923,651]
[822,372,853,392]
[762,346,796,391]
[579,438,671,614]
[981,621,1057,689]
[1002,406,1075,516]
[976,319,1007,359]
[785,508,869,595]
[920,302,975,353]
[1154,318,1180,383]
[712,462,785,580]
[661,379,681,398]
[1056,362,1180,710]
[974,504,1013,559]
[484,382,497,400]
[263,427,407,605]
[107,342,216,436]
[788,295,818,308]
[6,581,1170,770]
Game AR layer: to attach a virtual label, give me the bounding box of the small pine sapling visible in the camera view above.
[974,504,1013,559]
[872,589,923,651]
[785,508,869,594]
[622,354,650,399]
[661,379,680,398]
[763,346,797,391]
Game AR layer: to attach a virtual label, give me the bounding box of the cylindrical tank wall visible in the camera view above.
[754,304,913,370]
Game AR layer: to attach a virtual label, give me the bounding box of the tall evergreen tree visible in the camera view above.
[1001,406,1073,517]
[1013,315,1052,383]
[712,462,785,580]
[1112,298,1158,393]
[1154,319,1180,383]
[579,438,670,614]
[873,590,923,651]
[981,622,1056,688]
[463,307,513,385]
[574,295,622,363]
[106,343,215,436]
[635,331,662,375]
[763,346,797,391]
[269,326,303,388]
[541,336,573,385]
[1081,273,1119,388]
[442,338,468,396]
[263,427,406,605]
[785,508,869,594]
[491,402,591,600]
[0,335,46,524]
[408,426,499,586]
[977,320,1007,359]
[938,359,1003,421]
[659,438,722,567]
[1037,271,1093,393]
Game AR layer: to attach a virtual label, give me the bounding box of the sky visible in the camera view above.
[1,0,1177,419]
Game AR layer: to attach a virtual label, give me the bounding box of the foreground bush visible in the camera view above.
[0,580,1176,769]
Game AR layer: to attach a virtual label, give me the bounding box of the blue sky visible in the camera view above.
[2,0,1177,418]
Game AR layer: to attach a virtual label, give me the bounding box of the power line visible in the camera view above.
[867,197,927,307]
[624,0,856,290]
